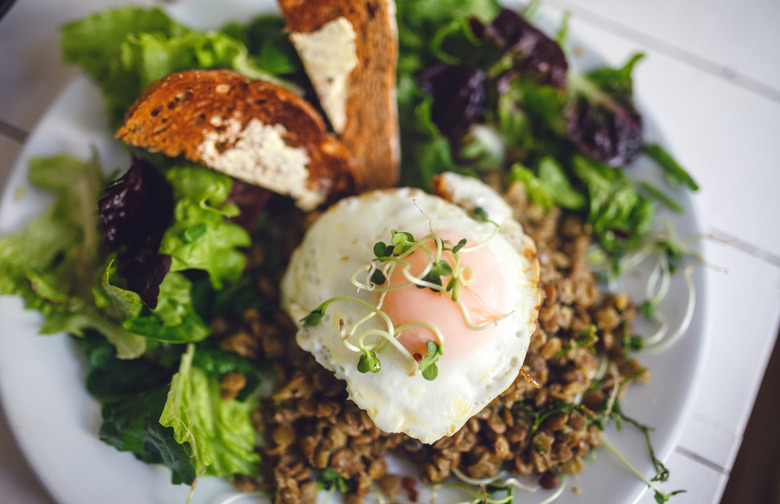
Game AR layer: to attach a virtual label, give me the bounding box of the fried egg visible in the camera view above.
[281,172,540,443]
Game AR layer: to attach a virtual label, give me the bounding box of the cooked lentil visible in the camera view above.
[214,181,648,503]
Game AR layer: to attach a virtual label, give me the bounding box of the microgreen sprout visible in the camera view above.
[555,324,598,358]
[357,349,381,373]
[603,403,687,503]
[471,206,490,222]
[452,238,468,253]
[588,220,700,355]
[302,226,503,380]
[440,468,568,504]
[319,466,349,494]
[418,341,442,380]
[300,303,327,327]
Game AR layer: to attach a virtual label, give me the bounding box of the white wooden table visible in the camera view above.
[1,1,778,503]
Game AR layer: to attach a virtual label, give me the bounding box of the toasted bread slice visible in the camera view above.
[277,0,400,190]
[116,69,358,210]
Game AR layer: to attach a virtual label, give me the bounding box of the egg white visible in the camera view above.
[281,174,540,443]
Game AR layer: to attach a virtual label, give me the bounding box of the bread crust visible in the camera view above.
[116,69,358,210]
[277,0,400,190]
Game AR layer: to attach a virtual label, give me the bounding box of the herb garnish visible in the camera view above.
[300,227,500,380]
[418,341,442,380]
[606,403,687,503]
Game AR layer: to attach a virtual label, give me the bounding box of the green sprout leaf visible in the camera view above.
[357,350,381,373]
[301,303,327,327]
[470,206,490,222]
[419,341,442,380]
[370,269,386,285]
[658,238,686,274]
[373,241,395,258]
[655,489,687,503]
[638,300,657,320]
[390,230,416,255]
[644,143,699,191]
[575,324,599,345]
[434,259,453,276]
[419,269,444,290]
[319,466,349,493]
[451,238,468,253]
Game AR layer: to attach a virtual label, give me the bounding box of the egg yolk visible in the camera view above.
[380,230,505,360]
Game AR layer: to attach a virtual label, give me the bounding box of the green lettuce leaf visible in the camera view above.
[98,260,209,343]
[396,0,501,73]
[159,165,251,289]
[221,15,302,76]
[82,335,196,484]
[508,163,555,210]
[0,154,146,358]
[537,155,586,210]
[160,344,261,478]
[397,73,460,189]
[62,6,295,128]
[101,385,197,485]
[573,155,655,259]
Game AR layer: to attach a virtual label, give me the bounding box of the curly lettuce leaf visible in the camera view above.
[98,260,209,344]
[396,0,500,73]
[82,335,196,484]
[0,154,146,358]
[221,15,302,76]
[159,165,251,289]
[62,6,295,127]
[160,344,261,479]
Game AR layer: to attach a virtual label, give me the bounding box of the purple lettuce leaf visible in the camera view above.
[98,157,174,308]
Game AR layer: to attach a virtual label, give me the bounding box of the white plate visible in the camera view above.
[0,2,708,503]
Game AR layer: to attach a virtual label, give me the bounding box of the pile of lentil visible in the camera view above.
[213,176,649,504]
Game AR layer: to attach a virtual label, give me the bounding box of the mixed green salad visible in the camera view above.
[0,0,697,501]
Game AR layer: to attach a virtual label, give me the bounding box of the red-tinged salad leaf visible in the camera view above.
[417,64,487,141]
[416,7,568,144]
[472,8,568,89]
[566,53,645,167]
[98,157,174,308]
[397,72,460,189]
[225,181,273,231]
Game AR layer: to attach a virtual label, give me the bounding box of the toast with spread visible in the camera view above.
[116,68,358,210]
[277,0,400,190]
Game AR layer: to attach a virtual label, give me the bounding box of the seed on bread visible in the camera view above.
[116,69,359,210]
